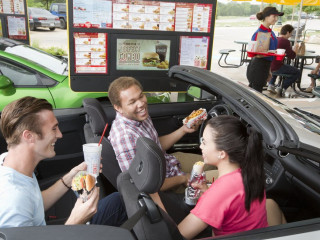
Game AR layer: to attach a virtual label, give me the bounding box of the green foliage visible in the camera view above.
[31,41,67,56]
[303,6,320,15]
[27,0,66,10]
[217,1,320,18]
[27,0,45,8]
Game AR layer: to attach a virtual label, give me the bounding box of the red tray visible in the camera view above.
[247,51,285,60]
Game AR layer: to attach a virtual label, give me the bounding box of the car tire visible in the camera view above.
[30,24,36,31]
[60,18,67,29]
[49,27,55,31]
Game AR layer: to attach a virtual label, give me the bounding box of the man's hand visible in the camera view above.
[65,187,100,225]
[293,44,299,53]
[182,120,204,134]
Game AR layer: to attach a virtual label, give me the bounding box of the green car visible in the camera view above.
[0,38,106,111]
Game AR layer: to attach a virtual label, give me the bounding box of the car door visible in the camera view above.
[0,57,57,109]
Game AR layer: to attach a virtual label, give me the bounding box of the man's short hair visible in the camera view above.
[280,24,294,35]
[108,76,143,107]
[0,97,53,148]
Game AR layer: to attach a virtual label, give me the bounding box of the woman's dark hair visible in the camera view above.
[206,115,265,211]
[256,6,277,21]
[280,24,294,35]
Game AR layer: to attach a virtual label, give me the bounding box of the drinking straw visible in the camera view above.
[98,123,108,146]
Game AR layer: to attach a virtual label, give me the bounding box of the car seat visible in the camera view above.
[82,98,121,189]
[117,137,184,240]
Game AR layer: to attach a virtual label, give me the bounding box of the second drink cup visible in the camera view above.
[83,143,102,177]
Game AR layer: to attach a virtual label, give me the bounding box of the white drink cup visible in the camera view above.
[83,143,102,177]
[276,49,286,55]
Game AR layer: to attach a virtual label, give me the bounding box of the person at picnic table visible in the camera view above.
[246,7,284,93]
[305,62,320,93]
[267,24,300,97]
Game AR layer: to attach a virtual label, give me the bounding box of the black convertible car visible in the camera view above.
[1,66,320,239]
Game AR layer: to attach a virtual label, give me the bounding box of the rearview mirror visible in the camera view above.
[0,75,16,96]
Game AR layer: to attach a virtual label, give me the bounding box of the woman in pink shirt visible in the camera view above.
[178,115,268,239]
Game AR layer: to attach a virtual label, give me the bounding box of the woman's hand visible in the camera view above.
[191,181,208,196]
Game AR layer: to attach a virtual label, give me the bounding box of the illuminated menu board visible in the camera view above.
[0,0,28,42]
[74,32,108,74]
[68,0,216,92]
[72,0,212,33]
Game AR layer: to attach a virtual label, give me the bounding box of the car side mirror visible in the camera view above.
[0,75,16,96]
[187,86,215,100]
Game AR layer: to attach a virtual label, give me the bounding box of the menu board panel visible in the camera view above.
[192,4,212,33]
[74,32,108,73]
[73,0,112,28]
[7,16,27,39]
[117,38,170,70]
[72,0,212,33]
[179,36,209,69]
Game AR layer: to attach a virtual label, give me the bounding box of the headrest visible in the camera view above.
[129,137,165,193]
[83,98,108,135]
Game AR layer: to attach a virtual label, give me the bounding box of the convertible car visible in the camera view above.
[1,66,320,239]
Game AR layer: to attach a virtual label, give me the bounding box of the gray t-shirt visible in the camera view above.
[0,152,45,228]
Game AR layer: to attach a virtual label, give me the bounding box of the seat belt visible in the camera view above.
[120,204,147,230]
[120,193,162,230]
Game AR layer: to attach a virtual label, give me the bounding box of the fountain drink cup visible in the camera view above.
[276,49,286,55]
[83,143,102,177]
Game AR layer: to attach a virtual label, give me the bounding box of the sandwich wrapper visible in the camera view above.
[71,171,96,202]
[183,108,207,128]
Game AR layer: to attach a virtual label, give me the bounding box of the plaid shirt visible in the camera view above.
[108,112,183,177]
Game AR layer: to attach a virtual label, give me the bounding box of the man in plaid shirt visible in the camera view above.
[108,76,210,192]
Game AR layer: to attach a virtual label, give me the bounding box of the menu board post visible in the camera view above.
[68,0,217,92]
[0,0,29,44]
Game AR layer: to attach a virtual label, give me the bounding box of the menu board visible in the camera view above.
[179,36,209,69]
[74,32,107,73]
[192,4,211,33]
[7,16,27,39]
[117,39,170,70]
[0,0,24,14]
[175,3,192,32]
[73,0,212,33]
[73,0,112,28]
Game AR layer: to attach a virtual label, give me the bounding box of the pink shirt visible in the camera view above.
[191,169,268,236]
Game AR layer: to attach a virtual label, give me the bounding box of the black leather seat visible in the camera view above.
[82,98,121,189]
[117,137,184,240]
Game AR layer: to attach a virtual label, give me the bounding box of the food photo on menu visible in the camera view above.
[116,39,170,71]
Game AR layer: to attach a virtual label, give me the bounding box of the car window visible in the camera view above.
[0,60,39,86]
[51,5,58,12]
[4,45,68,75]
[59,4,66,12]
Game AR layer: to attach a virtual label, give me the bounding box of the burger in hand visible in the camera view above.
[142,52,160,67]
[71,171,96,201]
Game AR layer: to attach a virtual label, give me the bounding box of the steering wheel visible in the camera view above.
[199,104,233,142]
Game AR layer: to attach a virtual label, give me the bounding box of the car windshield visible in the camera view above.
[4,45,68,75]
[259,94,320,148]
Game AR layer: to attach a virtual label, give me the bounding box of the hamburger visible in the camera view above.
[71,171,96,196]
[142,52,160,67]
